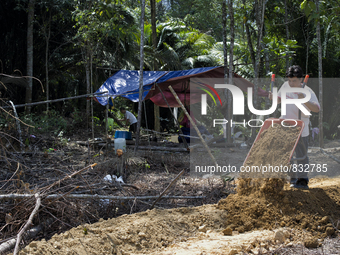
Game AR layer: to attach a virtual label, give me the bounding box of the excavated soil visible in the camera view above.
[218,181,340,238]
[237,123,302,195]
[16,178,340,255]
[244,123,301,168]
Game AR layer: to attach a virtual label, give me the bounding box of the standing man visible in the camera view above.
[119,107,138,134]
[269,65,320,189]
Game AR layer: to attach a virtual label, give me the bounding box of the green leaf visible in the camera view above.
[309,1,316,10]
[301,0,307,9]
[305,5,312,16]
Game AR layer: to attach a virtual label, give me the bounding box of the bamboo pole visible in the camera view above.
[168,86,219,168]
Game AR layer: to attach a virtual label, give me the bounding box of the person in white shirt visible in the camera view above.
[119,107,138,133]
[269,65,320,189]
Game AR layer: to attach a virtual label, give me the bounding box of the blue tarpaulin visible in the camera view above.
[157,67,218,83]
[95,66,268,107]
[95,67,222,106]
[95,70,167,106]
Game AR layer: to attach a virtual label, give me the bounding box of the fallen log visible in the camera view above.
[126,145,188,152]
[190,142,237,149]
[0,194,205,201]
[0,218,54,254]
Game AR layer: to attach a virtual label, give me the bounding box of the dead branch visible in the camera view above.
[0,162,20,189]
[151,169,185,209]
[0,103,34,128]
[0,73,44,93]
[0,193,204,201]
[0,218,54,254]
[13,193,41,255]
[41,163,97,195]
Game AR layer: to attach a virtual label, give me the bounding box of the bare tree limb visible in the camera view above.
[150,169,185,209]
[13,193,41,255]
[0,218,54,254]
[0,193,203,201]
[41,163,97,195]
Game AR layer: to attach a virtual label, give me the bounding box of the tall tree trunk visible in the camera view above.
[264,27,270,115]
[151,0,160,132]
[135,0,146,153]
[151,0,157,70]
[85,46,91,123]
[45,11,51,112]
[254,0,265,79]
[228,0,234,143]
[252,0,266,140]
[305,24,309,74]
[316,0,323,147]
[243,0,255,67]
[222,0,228,80]
[26,0,35,114]
[284,0,290,69]
[222,0,229,141]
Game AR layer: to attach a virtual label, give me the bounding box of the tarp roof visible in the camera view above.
[95,66,269,107]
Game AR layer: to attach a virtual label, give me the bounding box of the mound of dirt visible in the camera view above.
[218,180,340,239]
[17,205,228,255]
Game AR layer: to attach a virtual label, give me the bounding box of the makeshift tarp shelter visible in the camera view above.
[95,66,268,107]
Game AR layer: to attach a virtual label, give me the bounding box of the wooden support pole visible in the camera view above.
[168,86,219,168]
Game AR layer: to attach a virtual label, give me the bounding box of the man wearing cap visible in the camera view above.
[269,65,320,189]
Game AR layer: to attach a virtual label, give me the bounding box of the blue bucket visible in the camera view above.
[114,131,132,140]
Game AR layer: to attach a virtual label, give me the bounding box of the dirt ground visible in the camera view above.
[2,133,340,255]
[14,176,340,255]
